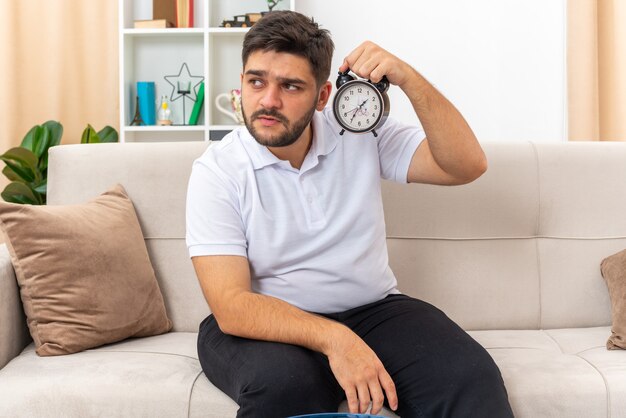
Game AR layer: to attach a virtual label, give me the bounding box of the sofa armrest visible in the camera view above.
[0,243,30,370]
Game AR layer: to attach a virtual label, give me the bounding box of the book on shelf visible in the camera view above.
[176,0,194,28]
[133,19,174,29]
[189,82,205,125]
[137,82,156,125]
[153,0,177,28]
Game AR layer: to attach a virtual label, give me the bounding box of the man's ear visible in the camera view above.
[316,81,332,111]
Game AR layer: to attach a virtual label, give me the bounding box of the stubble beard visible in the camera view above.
[243,101,317,148]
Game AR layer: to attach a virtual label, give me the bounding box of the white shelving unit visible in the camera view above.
[118,0,295,142]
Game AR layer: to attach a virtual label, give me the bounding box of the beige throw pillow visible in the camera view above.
[600,248,626,350]
[0,184,172,356]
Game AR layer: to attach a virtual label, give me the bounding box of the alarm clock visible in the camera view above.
[332,70,390,137]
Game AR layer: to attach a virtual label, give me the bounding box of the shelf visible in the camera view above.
[124,26,247,37]
[209,125,243,131]
[124,28,205,36]
[208,28,249,34]
[124,125,205,132]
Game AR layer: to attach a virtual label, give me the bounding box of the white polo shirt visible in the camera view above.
[186,107,425,313]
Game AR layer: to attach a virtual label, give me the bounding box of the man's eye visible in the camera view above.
[285,84,299,91]
[250,80,263,87]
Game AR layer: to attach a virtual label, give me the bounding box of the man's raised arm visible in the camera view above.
[340,41,487,186]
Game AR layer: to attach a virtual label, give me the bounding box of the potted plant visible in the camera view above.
[0,121,118,205]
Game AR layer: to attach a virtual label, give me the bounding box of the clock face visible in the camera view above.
[333,80,384,133]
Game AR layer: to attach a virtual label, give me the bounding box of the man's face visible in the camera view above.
[241,50,326,148]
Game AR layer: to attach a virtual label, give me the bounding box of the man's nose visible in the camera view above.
[259,85,281,109]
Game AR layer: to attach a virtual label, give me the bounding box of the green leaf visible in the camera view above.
[2,165,22,182]
[41,152,51,173]
[40,121,63,172]
[20,126,40,151]
[81,124,100,144]
[33,126,51,160]
[0,147,38,170]
[0,147,39,182]
[1,182,39,205]
[33,179,47,195]
[20,125,49,159]
[97,126,119,143]
[1,193,32,204]
[0,160,34,183]
[42,121,63,146]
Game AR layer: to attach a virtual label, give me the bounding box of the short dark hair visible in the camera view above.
[242,11,334,88]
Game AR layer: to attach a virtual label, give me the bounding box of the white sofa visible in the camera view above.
[1,140,626,417]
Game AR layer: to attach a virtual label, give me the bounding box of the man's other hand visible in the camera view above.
[326,327,398,414]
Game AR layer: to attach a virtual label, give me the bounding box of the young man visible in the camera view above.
[186,11,513,418]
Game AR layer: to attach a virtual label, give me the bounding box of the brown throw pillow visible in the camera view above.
[600,248,626,350]
[0,184,172,356]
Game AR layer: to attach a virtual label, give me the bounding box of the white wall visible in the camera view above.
[297,0,567,142]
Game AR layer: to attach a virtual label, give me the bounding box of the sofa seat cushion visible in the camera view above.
[0,332,237,418]
[1,328,624,417]
[469,326,626,418]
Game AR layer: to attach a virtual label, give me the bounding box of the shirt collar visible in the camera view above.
[310,109,340,158]
[240,128,283,170]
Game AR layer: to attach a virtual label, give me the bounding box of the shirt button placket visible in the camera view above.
[302,175,325,225]
[298,175,316,226]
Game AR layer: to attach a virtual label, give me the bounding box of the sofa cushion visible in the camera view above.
[600,248,626,349]
[0,184,172,356]
[0,333,237,418]
[469,327,620,418]
[0,328,623,417]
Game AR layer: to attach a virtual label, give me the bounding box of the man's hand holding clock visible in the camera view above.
[339,40,415,88]
[333,41,422,136]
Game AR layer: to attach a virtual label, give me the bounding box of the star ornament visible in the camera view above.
[164,62,204,102]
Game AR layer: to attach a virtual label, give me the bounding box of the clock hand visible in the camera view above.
[356,98,369,114]
[350,98,370,123]
[343,107,359,122]
[348,102,362,123]
[346,101,360,123]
